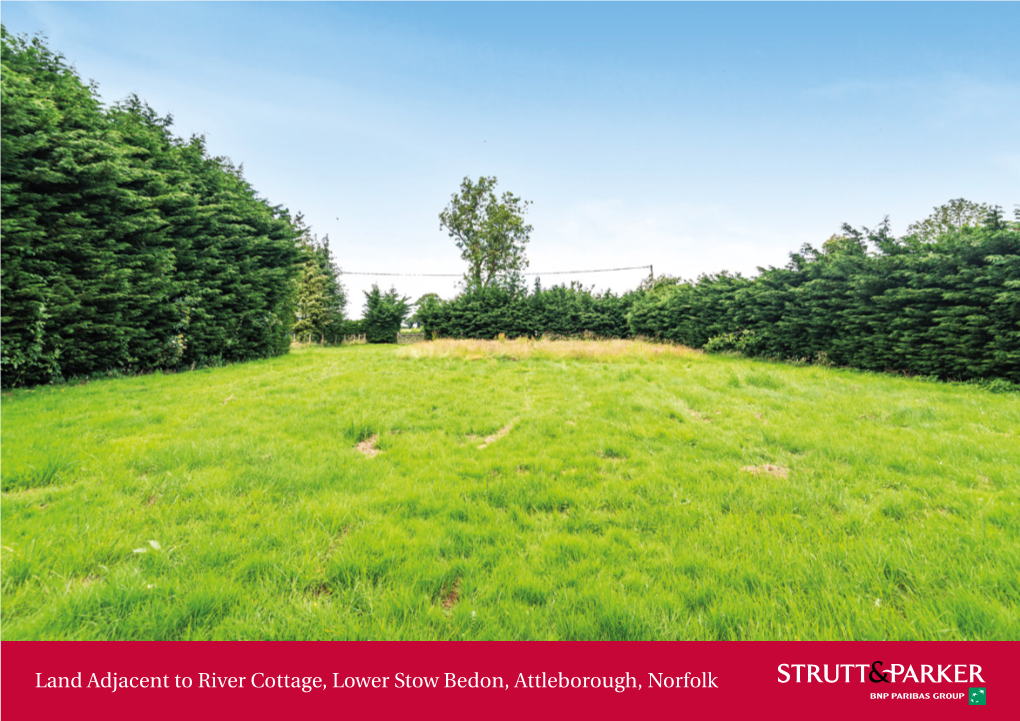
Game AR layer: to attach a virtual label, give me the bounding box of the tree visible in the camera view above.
[407,292,440,329]
[637,273,684,293]
[1,27,304,385]
[361,285,410,343]
[292,215,346,340]
[982,205,1006,231]
[439,176,533,291]
[905,198,991,243]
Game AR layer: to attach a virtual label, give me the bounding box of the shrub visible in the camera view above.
[362,286,410,344]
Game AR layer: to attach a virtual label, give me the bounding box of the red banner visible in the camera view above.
[3,641,1016,719]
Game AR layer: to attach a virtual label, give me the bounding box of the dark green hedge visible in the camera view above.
[629,223,1020,382]
[418,284,639,340]
[2,28,304,386]
[420,220,1018,383]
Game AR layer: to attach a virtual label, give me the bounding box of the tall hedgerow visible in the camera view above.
[417,283,640,340]
[1,28,305,385]
[420,204,1017,382]
[627,213,1020,382]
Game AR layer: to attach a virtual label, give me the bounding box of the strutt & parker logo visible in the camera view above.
[777,661,983,685]
[777,662,987,704]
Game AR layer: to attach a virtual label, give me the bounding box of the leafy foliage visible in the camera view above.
[439,176,532,292]
[292,215,347,341]
[628,212,1020,382]
[905,198,992,243]
[1,28,305,386]
[407,293,440,329]
[423,202,1017,383]
[361,285,410,343]
[418,283,640,341]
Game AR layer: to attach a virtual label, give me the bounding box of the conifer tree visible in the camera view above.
[362,285,410,343]
[1,27,307,385]
[292,216,346,341]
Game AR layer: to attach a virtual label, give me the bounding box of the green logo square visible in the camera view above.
[968,688,986,706]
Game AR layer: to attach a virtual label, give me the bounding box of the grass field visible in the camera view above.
[2,340,1018,640]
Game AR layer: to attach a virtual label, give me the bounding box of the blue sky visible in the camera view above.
[3,2,1018,312]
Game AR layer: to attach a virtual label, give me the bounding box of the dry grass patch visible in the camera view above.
[398,337,700,362]
[440,579,462,610]
[308,582,330,597]
[479,421,515,449]
[741,464,789,478]
[355,434,380,458]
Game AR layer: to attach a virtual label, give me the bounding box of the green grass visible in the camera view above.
[2,342,1018,640]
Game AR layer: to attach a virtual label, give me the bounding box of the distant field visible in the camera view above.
[2,341,1018,640]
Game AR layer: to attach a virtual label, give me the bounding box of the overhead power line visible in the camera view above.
[339,265,653,278]
[528,265,653,276]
